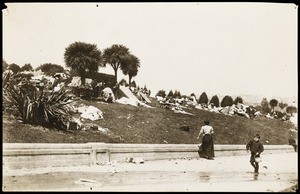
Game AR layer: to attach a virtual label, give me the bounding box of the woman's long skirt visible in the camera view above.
[198,134,215,159]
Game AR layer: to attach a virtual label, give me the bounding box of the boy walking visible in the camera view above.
[246,134,264,174]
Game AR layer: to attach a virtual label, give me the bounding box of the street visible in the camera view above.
[3,152,298,192]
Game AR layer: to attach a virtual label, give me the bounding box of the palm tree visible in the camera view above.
[64,41,103,84]
[103,44,130,84]
[121,54,140,85]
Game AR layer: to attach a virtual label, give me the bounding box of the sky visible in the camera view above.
[2,2,298,102]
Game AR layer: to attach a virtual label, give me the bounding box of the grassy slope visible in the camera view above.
[3,97,296,144]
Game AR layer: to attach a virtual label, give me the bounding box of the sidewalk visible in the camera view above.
[3,152,298,192]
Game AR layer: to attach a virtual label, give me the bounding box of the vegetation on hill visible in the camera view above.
[3,97,296,145]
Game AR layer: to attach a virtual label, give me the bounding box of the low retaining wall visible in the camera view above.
[3,143,294,170]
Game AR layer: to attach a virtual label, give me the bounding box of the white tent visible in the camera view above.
[115,86,155,108]
[139,92,151,103]
[118,86,140,102]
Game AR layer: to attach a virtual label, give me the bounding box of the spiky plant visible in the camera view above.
[3,73,74,130]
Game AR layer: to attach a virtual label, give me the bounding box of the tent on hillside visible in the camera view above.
[114,85,145,106]
[115,85,140,102]
[139,92,151,103]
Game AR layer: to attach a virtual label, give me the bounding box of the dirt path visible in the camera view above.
[3,152,298,192]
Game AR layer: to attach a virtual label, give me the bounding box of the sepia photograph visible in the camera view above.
[2,2,298,192]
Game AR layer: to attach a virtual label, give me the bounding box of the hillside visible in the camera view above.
[2,97,296,145]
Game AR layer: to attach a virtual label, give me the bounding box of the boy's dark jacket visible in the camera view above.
[246,140,264,154]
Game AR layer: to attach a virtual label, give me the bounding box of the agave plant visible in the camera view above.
[3,73,75,130]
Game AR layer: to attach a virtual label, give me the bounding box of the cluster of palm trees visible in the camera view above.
[64,41,140,85]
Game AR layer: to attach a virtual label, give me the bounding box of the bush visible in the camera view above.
[36,63,64,76]
[233,96,243,105]
[221,95,233,107]
[3,73,74,130]
[210,95,220,107]
[156,90,166,98]
[278,102,288,109]
[261,98,270,114]
[269,99,278,112]
[167,90,174,98]
[71,85,94,100]
[198,92,208,104]
[174,90,181,98]
[286,106,297,116]
[8,63,21,74]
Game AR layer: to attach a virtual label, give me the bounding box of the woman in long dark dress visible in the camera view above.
[197,120,215,160]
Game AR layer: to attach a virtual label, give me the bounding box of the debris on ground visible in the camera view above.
[172,107,194,115]
[180,126,190,132]
[106,160,118,166]
[125,157,145,164]
[98,127,109,134]
[110,168,118,175]
[67,117,84,130]
[80,106,104,121]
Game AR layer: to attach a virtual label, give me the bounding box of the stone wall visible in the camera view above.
[3,143,294,170]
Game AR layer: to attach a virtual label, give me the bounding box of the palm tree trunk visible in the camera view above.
[80,70,85,85]
[114,68,118,84]
[81,76,85,85]
[129,75,132,85]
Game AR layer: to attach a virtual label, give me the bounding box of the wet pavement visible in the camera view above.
[3,152,298,192]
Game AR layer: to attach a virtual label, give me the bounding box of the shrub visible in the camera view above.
[261,98,270,114]
[174,90,181,98]
[286,106,297,116]
[233,96,243,105]
[269,99,278,112]
[221,95,233,107]
[36,63,64,76]
[167,90,174,98]
[278,102,288,109]
[156,90,166,98]
[198,92,209,104]
[3,73,74,130]
[210,95,220,107]
[8,63,21,74]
